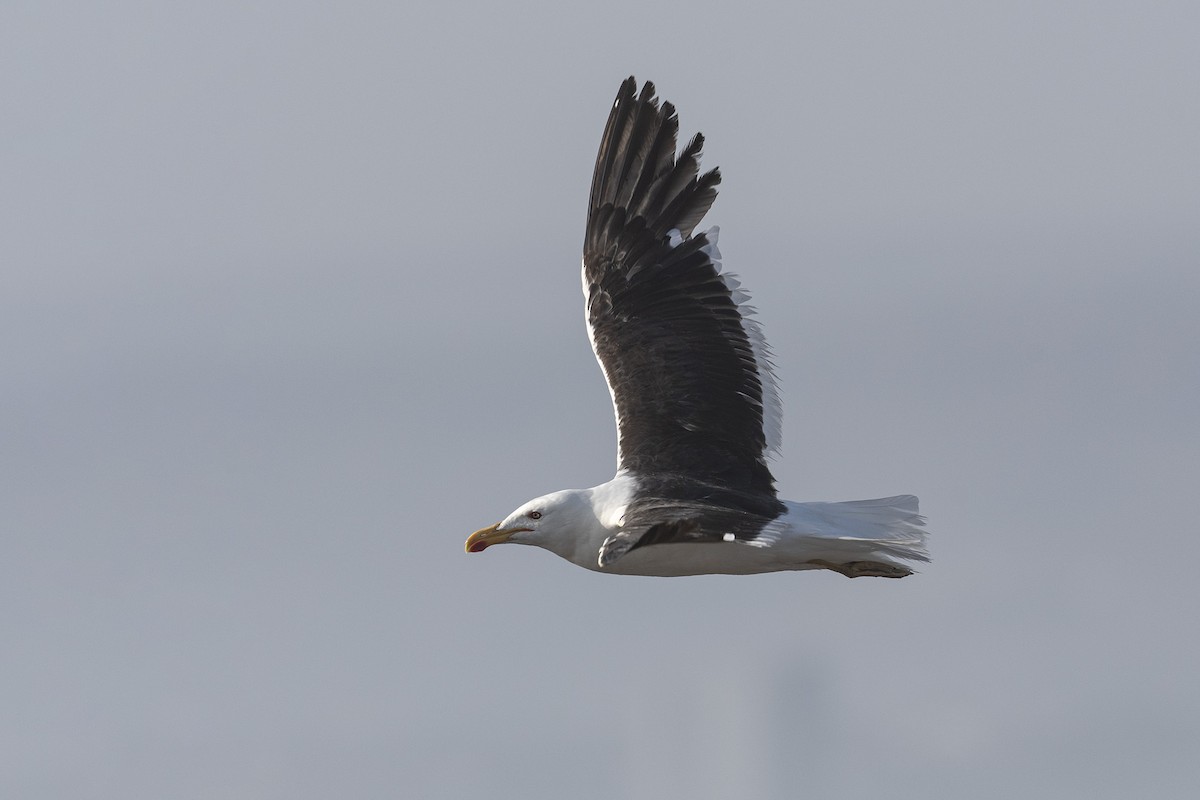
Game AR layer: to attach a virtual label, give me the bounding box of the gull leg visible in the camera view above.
[806,559,913,579]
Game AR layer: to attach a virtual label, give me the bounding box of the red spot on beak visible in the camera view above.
[468,541,489,553]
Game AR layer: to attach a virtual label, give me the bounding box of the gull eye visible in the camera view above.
[528,510,542,520]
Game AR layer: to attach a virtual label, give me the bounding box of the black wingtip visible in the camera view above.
[617,75,639,105]
[588,77,720,246]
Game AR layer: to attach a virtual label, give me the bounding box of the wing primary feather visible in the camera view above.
[588,77,638,223]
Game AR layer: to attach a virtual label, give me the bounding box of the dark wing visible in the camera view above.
[583,77,781,495]
[596,474,788,567]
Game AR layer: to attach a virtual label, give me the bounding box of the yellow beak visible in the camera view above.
[465,522,529,553]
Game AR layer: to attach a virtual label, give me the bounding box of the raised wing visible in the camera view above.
[582,77,782,495]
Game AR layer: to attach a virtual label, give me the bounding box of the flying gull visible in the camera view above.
[465,77,928,578]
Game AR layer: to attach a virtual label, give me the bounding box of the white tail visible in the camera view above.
[761,495,929,577]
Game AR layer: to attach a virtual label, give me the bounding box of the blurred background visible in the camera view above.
[3,1,1198,797]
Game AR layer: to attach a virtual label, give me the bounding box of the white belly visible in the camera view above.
[592,496,927,577]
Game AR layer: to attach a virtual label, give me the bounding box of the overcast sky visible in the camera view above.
[3,1,1198,798]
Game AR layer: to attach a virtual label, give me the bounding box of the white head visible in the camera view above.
[465,488,604,567]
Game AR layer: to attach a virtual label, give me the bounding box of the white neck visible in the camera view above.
[539,473,636,570]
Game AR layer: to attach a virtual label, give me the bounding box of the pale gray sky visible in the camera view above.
[3,1,1199,798]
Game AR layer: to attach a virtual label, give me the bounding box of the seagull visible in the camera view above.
[465,77,928,578]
